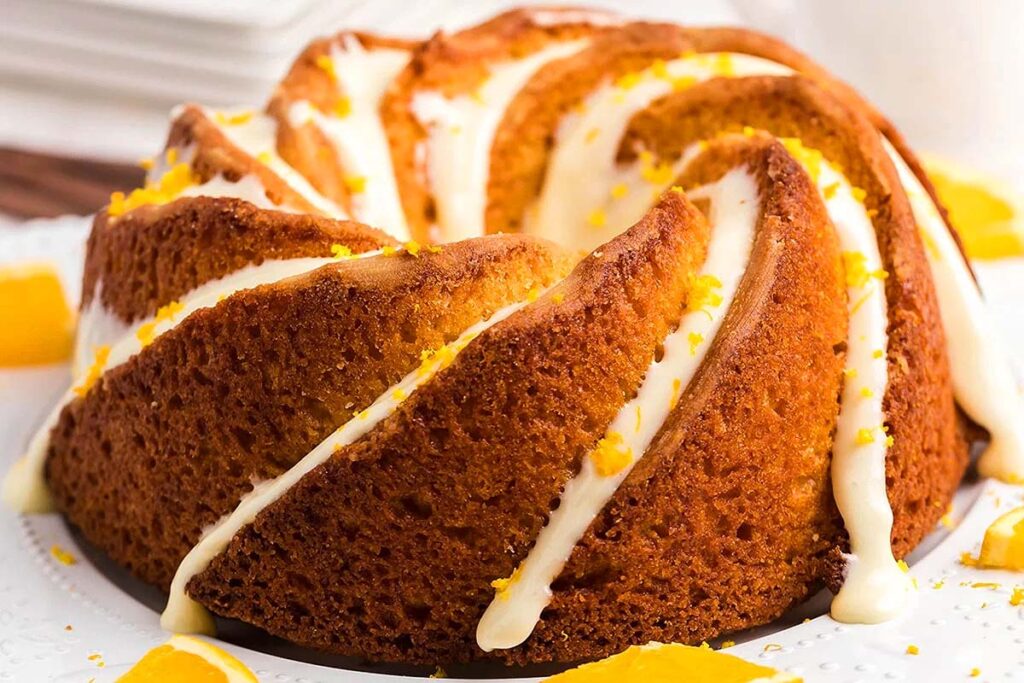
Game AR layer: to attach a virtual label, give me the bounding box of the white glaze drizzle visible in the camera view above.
[207,108,347,218]
[72,281,131,380]
[71,170,290,379]
[145,140,195,185]
[288,35,410,238]
[883,141,1024,482]
[1,254,368,514]
[476,167,759,651]
[161,294,543,634]
[516,47,992,624]
[146,140,290,213]
[527,49,1021,484]
[799,148,913,623]
[411,39,589,242]
[526,8,624,27]
[179,174,281,210]
[526,53,790,250]
[72,144,284,376]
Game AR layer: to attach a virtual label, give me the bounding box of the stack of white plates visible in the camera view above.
[0,0,397,161]
[0,0,377,106]
[0,0,738,162]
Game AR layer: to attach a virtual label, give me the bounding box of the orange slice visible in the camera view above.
[924,156,1024,260]
[543,642,801,683]
[116,635,257,683]
[0,263,74,367]
[978,506,1024,571]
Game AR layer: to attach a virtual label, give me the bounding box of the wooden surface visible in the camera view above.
[0,147,144,220]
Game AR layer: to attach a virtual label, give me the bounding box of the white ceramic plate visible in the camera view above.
[1,218,1023,682]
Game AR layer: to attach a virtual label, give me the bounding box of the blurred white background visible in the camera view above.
[1,0,1022,190]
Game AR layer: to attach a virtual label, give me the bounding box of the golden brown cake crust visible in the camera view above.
[689,27,956,242]
[167,105,328,216]
[621,74,968,555]
[487,21,693,233]
[82,197,395,321]
[276,31,415,113]
[518,136,849,662]
[48,235,572,590]
[382,8,612,240]
[270,32,418,216]
[485,21,960,250]
[183,139,865,665]
[188,192,712,664]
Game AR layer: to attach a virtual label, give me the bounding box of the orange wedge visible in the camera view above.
[924,156,1024,260]
[0,263,75,367]
[978,506,1024,571]
[543,642,801,683]
[116,635,257,683]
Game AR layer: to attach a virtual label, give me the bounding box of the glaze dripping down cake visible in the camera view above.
[4,5,1024,667]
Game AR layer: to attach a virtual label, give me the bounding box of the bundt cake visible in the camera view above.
[5,5,1024,668]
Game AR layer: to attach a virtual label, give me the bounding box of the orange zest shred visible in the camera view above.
[490,566,523,600]
[855,427,876,445]
[214,110,254,126]
[50,544,77,566]
[712,53,734,76]
[401,240,442,258]
[589,432,633,477]
[315,53,337,80]
[136,300,185,348]
[108,163,198,217]
[331,244,354,259]
[842,251,888,289]
[638,150,675,185]
[779,137,824,183]
[614,71,642,90]
[670,75,697,92]
[687,274,724,313]
[344,175,366,193]
[669,378,682,410]
[688,332,704,356]
[333,96,352,118]
[73,346,111,397]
